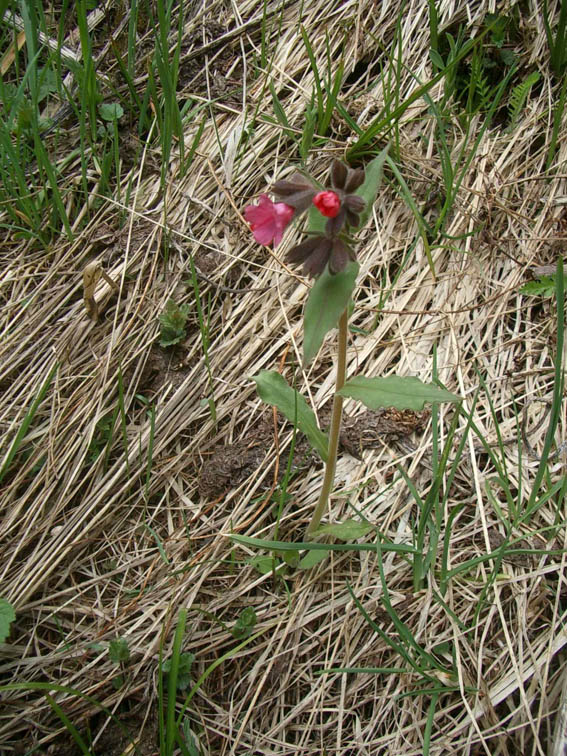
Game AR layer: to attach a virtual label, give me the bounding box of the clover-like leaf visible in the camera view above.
[520,276,558,298]
[232,607,258,639]
[338,375,461,411]
[99,102,124,121]
[253,371,328,461]
[303,262,359,366]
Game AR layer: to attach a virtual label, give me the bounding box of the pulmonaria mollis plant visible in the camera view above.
[245,150,461,541]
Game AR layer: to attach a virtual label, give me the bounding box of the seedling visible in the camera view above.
[108,637,130,689]
[232,607,257,639]
[244,152,461,538]
[159,298,191,347]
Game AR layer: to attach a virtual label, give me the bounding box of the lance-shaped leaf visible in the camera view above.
[353,145,389,230]
[303,261,359,366]
[338,375,461,411]
[252,370,328,461]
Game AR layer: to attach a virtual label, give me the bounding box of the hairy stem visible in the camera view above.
[306,308,348,537]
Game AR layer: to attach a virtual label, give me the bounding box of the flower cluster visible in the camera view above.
[244,160,366,278]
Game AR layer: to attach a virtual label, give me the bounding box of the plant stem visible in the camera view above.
[306,308,348,537]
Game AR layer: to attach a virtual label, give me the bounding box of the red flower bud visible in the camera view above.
[312,191,341,218]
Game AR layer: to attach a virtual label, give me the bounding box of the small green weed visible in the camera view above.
[88,412,115,462]
[232,607,257,639]
[186,259,216,423]
[507,71,540,130]
[108,637,130,664]
[520,270,565,298]
[161,652,195,692]
[159,299,191,347]
[109,637,131,689]
[0,598,16,643]
[432,12,521,120]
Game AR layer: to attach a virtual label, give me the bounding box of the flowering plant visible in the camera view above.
[245,150,460,542]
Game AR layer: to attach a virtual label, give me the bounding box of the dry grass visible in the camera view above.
[1,0,567,753]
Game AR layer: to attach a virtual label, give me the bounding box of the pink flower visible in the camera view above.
[244,194,294,247]
[313,190,341,218]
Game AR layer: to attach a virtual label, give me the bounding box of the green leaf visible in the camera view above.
[306,203,327,235]
[520,276,557,298]
[281,549,300,567]
[0,599,15,643]
[338,376,461,411]
[499,48,517,66]
[429,49,445,69]
[353,146,389,229]
[247,555,275,574]
[231,533,418,555]
[314,519,373,541]
[298,550,328,569]
[37,68,58,103]
[303,262,359,366]
[232,607,258,639]
[238,607,257,627]
[99,102,124,121]
[108,637,130,664]
[161,652,195,691]
[252,371,328,461]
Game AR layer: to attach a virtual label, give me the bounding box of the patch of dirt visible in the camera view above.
[198,408,429,498]
[138,343,196,395]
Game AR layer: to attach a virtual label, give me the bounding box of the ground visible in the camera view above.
[1,0,567,754]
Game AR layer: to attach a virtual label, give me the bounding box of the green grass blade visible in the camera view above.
[1,682,140,754]
[44,693,91,755]
[145,403,156,499]
[0,361,58,484]
[301,26,324,127]
[166,609,187,756]
[385,155,434,276]
[526,258,564,512]
[176,628,266,727]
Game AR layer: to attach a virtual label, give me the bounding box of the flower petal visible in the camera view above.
[344,194,366,213]
[325,206,346,236]
[287,237,321,264]
[313,191,341,218]
[303,238,332,278]
[244,194,293,247]
[331,160,348,190]
[329,239,351,274]
[345,168,365,193]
